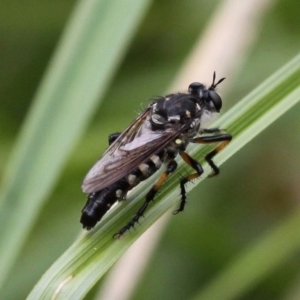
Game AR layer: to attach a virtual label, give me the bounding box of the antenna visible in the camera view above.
[210,71,225,90]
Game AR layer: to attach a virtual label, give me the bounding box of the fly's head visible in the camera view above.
[150,72,225,132]
[188,72,225,130]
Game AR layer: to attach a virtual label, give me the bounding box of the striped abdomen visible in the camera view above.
[80,151,165,229]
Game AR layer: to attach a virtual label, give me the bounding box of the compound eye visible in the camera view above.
[208,90,222,112]
[188,82,204,96]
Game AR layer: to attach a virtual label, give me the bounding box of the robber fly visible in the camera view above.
[81,72,232,237]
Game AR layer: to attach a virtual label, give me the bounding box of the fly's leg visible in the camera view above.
[114,160,178,238]
[108,132,121,145]
[173,132,232,214]
[173,152,204,214]
[193,133,232,176]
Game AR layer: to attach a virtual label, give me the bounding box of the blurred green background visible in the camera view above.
[1,0,300,299]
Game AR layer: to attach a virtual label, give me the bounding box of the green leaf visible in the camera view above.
[27,54,300,299]
[0,0,152,291]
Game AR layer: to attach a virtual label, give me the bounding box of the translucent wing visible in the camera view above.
[82,107,186,193]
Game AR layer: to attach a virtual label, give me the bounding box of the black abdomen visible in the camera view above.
[80,151,165,230]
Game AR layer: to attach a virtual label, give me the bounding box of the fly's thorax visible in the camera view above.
[186,117,201,137]
[150,93,201,129]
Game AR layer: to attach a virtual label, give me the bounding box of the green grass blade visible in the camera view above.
[27,54,300,299]
[0,0,152,290]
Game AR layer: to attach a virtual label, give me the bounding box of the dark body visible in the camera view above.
[81,74,232,236]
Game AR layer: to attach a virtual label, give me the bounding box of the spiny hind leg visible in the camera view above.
[173,152,203,214]
[114,160,177,238]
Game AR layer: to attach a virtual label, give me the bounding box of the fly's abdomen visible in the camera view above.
[80,151,165,230]
[81,190,114,230]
